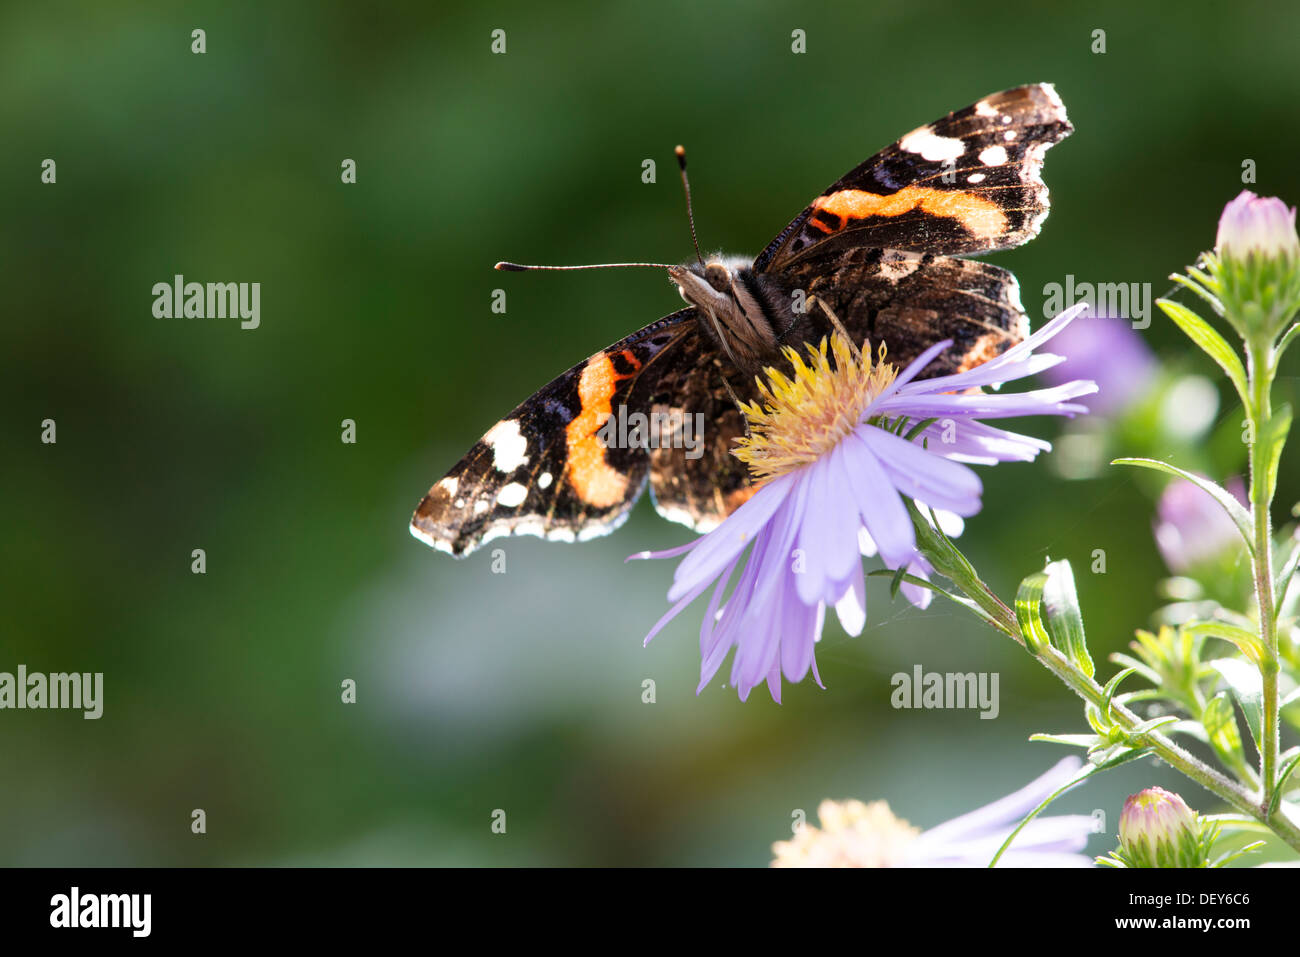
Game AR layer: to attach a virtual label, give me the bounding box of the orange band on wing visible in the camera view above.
[810,186,1007,240]
[565,352,640,508]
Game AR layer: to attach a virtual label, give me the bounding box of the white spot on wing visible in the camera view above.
[978,146,1008,166]
[967,172,986,184]
[474,499,490,515]
[438,476,458,495]
[974,99,998,117]
[409,522,455,555]
[538,471,553,489]
[496,482,528,507]
[484,419,529,472]
[899,126,965,163]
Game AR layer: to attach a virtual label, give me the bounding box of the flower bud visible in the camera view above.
[1117,787,1206,868]
[1216,191,1300,263]
[1210,191,1300,343]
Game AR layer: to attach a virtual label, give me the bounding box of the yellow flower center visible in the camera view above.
[771,798,921,868]
[732,334,897,481]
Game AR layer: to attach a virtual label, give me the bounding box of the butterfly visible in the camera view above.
[411,84,1072,557]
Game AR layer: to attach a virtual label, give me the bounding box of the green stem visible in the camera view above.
[1035,643,1300,852]
[959,562,1300,850]
[1246,341,1282,821]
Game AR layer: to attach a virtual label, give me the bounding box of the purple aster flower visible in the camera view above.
[1039,311,1155,416]
[630,303,1097,702]
[1216,190,1300,263]
[1152,477,1248,573]
[771,757,1096,867]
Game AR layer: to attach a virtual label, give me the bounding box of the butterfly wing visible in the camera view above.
[780,248,1031,377]
[410,309,696,556]
[636,327,758,533]
[417,84,1069,547]
[755,84,1072,271]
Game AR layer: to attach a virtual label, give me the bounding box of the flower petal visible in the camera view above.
[667,472,793,602]
[796,445,866,604]
[913,756,1083,847]
[841,430,917,567]
[861,425,984,516]
[833,569,867,637]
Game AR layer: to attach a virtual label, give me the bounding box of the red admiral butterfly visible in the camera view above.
[412,84,1072,556]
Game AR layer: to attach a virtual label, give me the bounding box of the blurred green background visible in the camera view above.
[3,1,1299,866]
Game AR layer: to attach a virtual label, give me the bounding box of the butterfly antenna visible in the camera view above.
[495,261,674,272]
[676,145,705,269]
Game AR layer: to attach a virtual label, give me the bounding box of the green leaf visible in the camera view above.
[1183,621,1266,668]
[1274,534,1300,608]
[1029,733,1103,749]
[888,564,906,598]
[1015,570,1051,654]
[1276,321,1300,358]
[1157,299,1250,405]
[1087,743,1155,770]
[1210,658,1264,752]
[1260,402,1292,506]
[1107,652,1163,687]
[1203,692,1245,765]
[1015,561,1094,674]
[1269,749,1300,817]
[1126,715,1180,737]
[1169,271,1225,317]
[1202,813,1274,836]
[1099,667,1137,722]
[1166,719,1210,743]
[1111,458,1254,555]
[1041,560,1094,678]
[902,416,939,442]
[1211,841,1267,868]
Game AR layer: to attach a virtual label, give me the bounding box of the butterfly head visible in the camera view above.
[669,257,781,374]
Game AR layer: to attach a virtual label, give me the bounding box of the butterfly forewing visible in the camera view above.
[411,311,695,556]
[755,84,1072,270]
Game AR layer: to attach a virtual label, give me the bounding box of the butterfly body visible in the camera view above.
[412,85,1072,557]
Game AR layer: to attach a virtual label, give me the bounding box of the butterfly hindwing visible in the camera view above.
[411,310,695,557]
[780,248,1030,377]
[635,327,758,533]
[755,83,1072,270]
